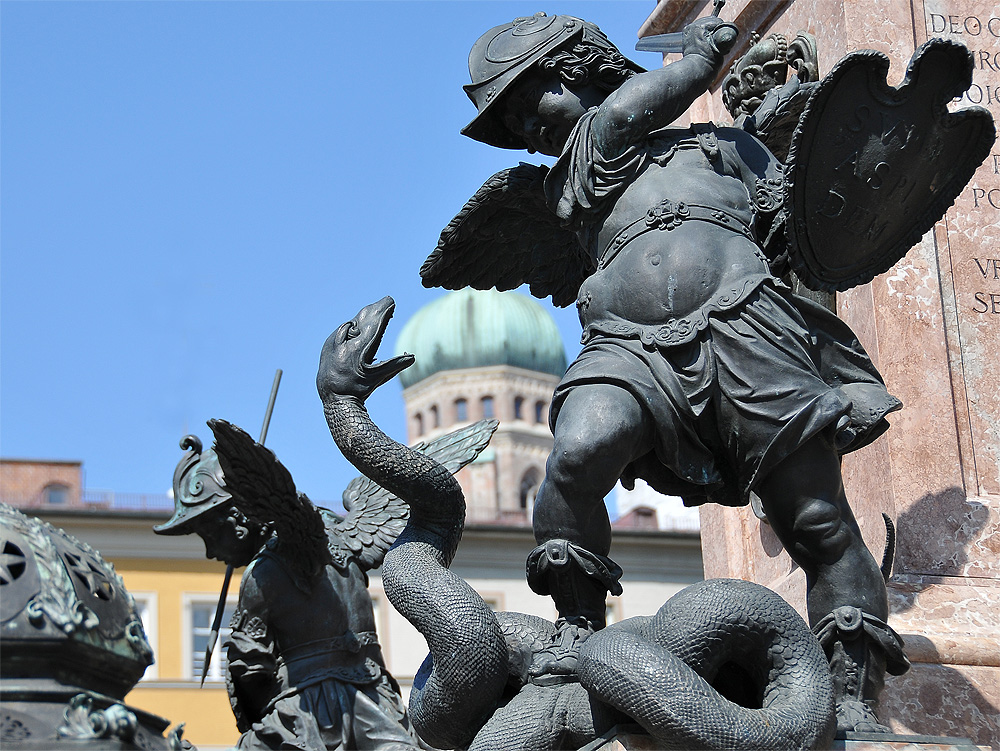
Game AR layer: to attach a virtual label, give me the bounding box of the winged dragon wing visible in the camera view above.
[421,163,593,308]
[325,418,500,571]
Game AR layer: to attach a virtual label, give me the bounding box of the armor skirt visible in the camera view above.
[551,281,901,507]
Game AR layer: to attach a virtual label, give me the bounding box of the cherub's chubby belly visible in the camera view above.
[576,223,772,345]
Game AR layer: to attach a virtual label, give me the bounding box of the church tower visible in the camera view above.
[394,289,566,525]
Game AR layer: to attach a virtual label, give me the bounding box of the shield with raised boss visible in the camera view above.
[785,38,995,292]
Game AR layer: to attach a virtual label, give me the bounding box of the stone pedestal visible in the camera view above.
[643,1,999,747]
[585,726,990,751]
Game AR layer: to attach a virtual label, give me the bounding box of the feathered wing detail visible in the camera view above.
[421,164,593,308]
[208,419,299,517]
[208,419,329,575]
[327,419,500,571]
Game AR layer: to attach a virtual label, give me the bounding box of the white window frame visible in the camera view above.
[131,591,158,680]
[182,593,238,683]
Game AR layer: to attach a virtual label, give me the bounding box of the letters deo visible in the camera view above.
[927,14,1000,37]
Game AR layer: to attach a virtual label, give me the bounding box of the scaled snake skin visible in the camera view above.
[318,298,836,751]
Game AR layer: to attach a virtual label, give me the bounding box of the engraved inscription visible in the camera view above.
[971,257,1000,314]
[816,190,890,241]
[927,14,1000,38]
[816,100,949,245]
[970,186,1000,209]
[925,13,1000,112]
[920,0,1000,495]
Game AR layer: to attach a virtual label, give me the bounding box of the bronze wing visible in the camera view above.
[208,420,330,575]
[421,163,593,308]
[326,418,499,571]
[207,419,299,522]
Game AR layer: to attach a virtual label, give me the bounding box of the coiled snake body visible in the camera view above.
[318,298,836,750]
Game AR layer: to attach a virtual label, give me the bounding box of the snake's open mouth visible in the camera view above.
[359,297,414,385]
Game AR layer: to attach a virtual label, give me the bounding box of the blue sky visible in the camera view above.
[1,0,659,507]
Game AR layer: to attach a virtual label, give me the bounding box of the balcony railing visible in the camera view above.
[1,490,173,512]
[82,489,174,510]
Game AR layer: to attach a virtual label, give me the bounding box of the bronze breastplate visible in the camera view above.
[577,218,771,348]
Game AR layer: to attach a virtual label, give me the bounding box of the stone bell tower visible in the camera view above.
[393,289,567,525]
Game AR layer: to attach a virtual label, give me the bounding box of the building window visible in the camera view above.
[514,396,524,420]
[455,398,468,422]
[430,405,440,428]
[481,396,494,419]
[186,596,237,682]
[605,600,621,626]
[44,483,70,505]
[414,413,423,437]
[132,593,158,680]
[519,468,542,511]
[535,401,546,424]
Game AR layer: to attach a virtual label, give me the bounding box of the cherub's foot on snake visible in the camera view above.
[527,617,596,684]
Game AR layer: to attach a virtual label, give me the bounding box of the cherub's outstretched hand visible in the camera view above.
[683,16,738,63]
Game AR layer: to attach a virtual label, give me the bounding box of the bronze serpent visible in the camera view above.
[317,297,835,751]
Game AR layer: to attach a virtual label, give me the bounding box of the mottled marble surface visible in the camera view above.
[882,663,1000,748]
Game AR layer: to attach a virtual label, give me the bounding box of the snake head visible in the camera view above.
[317,296,415,402]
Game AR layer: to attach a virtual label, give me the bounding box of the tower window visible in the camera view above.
[414,413,424,437]
[535,401,546,424]
[519,468,542,510]
[481,396,494,419]
[430,405,440,428]
[455,398,468,422]
[514,396,524,420]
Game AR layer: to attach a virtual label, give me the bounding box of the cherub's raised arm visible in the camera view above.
[593,17,738,159]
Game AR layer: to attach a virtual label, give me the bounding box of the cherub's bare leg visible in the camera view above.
[755,432,908,733]
[529,384,651,630]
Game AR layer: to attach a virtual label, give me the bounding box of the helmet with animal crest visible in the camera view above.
[462,12,642,149]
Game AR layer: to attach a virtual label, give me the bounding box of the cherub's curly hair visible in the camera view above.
[537,41,638,93]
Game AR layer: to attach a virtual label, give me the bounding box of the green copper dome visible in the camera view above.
[394,289,567,388]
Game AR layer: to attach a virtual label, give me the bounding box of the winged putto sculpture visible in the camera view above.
[155,323,498,750]
[421,7,994,737]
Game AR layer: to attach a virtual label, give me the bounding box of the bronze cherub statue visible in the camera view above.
[421,8,993,735]
[156,363,496,750]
